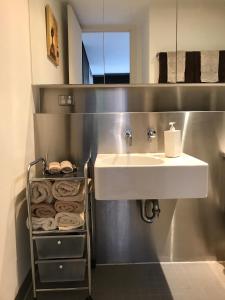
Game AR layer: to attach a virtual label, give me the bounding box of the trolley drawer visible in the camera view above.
[35,235,85,259]
[38,259,86,282]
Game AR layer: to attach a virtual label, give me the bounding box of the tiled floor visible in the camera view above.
[25,262,225,300]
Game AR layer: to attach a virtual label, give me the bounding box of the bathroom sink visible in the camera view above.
[97,153,164,166]
[94,153,208,200]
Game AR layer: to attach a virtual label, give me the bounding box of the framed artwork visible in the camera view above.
[45,5,59,66]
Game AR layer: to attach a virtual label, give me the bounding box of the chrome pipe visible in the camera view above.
[84,159,92,296]
[141,200,160,224]
[26,157,46,298]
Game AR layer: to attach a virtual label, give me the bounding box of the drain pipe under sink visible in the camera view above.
[140,200,160,223]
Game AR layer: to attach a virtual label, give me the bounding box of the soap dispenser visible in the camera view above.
[164,122,181,157]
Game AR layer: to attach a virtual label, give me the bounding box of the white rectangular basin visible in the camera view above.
[94,153,208,200]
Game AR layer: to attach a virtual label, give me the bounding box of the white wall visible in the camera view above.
[178,0,225,51]
[148,0,177,83]
[130,24,145,83]
[130,1,176,84]
[0,0,34,299]
[67,4,83,84]
[29,0,67,84]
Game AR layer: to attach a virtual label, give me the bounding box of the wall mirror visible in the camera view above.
[29,0,177,85]
[177,0,225,84]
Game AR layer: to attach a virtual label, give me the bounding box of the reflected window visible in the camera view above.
[82,32,130,84]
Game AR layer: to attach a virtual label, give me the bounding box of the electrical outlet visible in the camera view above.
[58,95,74,106]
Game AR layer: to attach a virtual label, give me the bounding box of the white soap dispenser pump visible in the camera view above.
[164,122,181,157]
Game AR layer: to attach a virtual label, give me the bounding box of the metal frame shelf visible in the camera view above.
[26,157,93,299]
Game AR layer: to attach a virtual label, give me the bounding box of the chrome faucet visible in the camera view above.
[125,129,132,146]
[147,128,157,141]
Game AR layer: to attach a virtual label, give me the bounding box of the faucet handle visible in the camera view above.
[147,128,157,141]
[125,129,132,146]
[125,129,132,137]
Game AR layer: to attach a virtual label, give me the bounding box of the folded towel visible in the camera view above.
[26,217,57,231]
[31,203,56,218]
[167,51,186,83]
[31,181,52,204]
[54,200,84,213]
[55,212,84,230]
[201,50,219,82]
[60,160,73,174]
[52,180,83,202]
[48,161,61,174]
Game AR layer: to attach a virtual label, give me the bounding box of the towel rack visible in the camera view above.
[26,157,93,299]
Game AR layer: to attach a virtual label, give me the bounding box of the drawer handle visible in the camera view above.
[59,264,63,270]
[57,240,62,245]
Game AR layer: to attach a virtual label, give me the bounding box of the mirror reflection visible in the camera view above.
[30,0,225,85]
[29,0,177,85]
[29,0,225,85]
[82,32,130,84]
[177,0,225,83]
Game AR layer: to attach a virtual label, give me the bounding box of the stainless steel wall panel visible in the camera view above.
[34,111,225,263]
[34,114,71,162]
[39,85,225,113]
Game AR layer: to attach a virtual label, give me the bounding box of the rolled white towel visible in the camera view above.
[60,160,73,174]
[26,217,57,231]
[52,180,82,201]
[55,212,84,230]
[31,181,53,204]
[48,161,61,174]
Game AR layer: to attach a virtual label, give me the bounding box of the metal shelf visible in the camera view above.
[30,174,85,182]
[26,157,92,299]
[32,228,87,237]
[36,286,88,292]
[35,274,89,292]
[34,258,87,264]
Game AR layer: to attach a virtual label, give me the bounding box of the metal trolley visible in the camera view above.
[26,158,93,299]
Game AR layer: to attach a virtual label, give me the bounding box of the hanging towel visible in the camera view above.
[201,51,219,82]
[219,50,225,82]
[31,203,56,218]
[52,180,83,202]
[54,200,84,213]
[167,51,185,83]
[158,52,168,83]
[31,181,53,204]
[185,52,201,83]
[55,212,85,230]
[177,51,186,82]
[26,217,57,231]
[167,52,176,83]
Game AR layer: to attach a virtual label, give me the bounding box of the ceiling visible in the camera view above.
[65,0,224,28]
[66,0,151,28]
